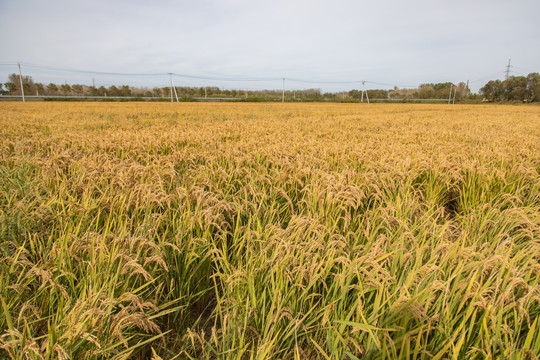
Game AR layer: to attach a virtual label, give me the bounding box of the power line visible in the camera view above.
[365,80,417,88]
[4,62,280,82]
[287,77,362,84]
[0,62,418,88]
[1,61,517,90]
[469,71,506,83]
[172,73,280,82]
[19,62,166,76]
[287,78,417,89]
[512,65,535,74]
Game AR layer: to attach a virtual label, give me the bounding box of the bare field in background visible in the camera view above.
[1,102,540,359]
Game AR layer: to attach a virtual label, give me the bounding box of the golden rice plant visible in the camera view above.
[1,102,539,359]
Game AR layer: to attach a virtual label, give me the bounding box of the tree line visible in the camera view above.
[0,73,471,102]
[480,73,540,102]
[1,72,539,102]
[0,74,320,99]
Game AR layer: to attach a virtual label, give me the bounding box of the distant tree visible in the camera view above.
[456,82,470,99]
[433,82,455,98]
[304,88,322,99]
[388,88,418,99]
[87,86,100,96]
[4,81,17,94]
[348,89,362,100]
[162,87,171,98]
[47,83,58,94]
[480,80,503,101]
[35,83,45,96]
[107,85,120,96]
[367,89,388,99]
[349,89,387,100]
[526,73,540,102]
[207,86,220,96]
[72,84,84,95]
[152,87,162,97]
[480,73,540,102]
[417,84,435,99]
[5,73,34,95]
[60,84,72,95]
[98,86,107,96]
[503,76,527,101]
[119,85,131,96]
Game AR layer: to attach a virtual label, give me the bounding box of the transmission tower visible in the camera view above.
[505,59,512,80]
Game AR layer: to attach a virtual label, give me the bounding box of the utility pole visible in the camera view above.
[169,73,173,102]
[453,87,457,104]
[168,73,179,102]
[205,87,207,99]
[18,63,25,102]
[282,78,285,103]
[365,83,369,104]
[173,83,179,102]
[361,81,369,103]
[92,78,95,88]
[505,59,512,80]
[448,84,453,104]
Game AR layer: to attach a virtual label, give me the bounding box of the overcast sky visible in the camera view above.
[1,0,539,92]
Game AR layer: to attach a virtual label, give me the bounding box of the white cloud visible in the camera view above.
[0,0,538,91]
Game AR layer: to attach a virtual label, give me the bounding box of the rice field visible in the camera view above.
[1,102,539,359]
